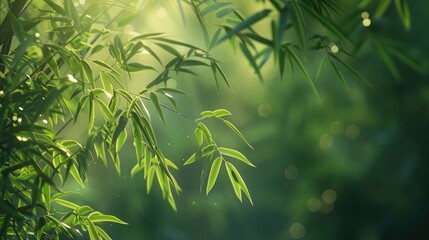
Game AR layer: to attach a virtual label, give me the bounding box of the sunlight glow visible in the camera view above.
[363,19,372,27]
[307,197,322,212]
[319,134,333,151]
[322,189,337,204]
[289,223,306,239]
[361,11,369,19]
[345,124,360,139]
[67,74,78,83]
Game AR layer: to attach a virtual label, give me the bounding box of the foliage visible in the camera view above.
[0,0,422,239]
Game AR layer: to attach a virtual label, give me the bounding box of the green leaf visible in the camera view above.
[147,165,156,193]
[94,135,107,166]
[198,122,212,144]
[95,98,114,121]
[77,205,94,215]
[225,162,242,202]
[190,0,210,46]
[240,43,263,81]
[144,147,152,179]
[201,110,214,118]
[216,9,271,45]
[375,0,392,18]
[329,53,373,88]
[297,1,348,44]
[211,61,231,89]
[88,212,128,224]
[64,0,80,27]
[130,32,164,42]
[112,116,128,146]
[206,156,223,195]
[150,92,166,125]
[222,119,253,149]
[54,199,79,210]
[225,162,253,205]
[212,109,232,118]
[290,2,307,53]
[86,219,100,240]
[69,163,85,188]
[8,11,26,43]
[82,60,94,87]
[155,42,182,57]
[218,147,255,167]
[126,63,155,72]
[184,144,217,165]
[115,128,127,153]
[93,60,120,75]
[330,61,350,93]
[184,153,197,165]
[201,2,232,16]
[285,46,320,100]
[315,56,328,80]
[394,0,411,30]
[95,226,112,240]
[194,128,204,146]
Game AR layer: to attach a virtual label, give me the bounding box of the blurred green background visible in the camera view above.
[66,1,429,239]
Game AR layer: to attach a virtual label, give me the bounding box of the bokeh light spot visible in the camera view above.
[289,222,306,239]
[345,124,360,139]
[330,45,339,53]
[363,18,371,27]
[330,121,344,135]
[284,165,299,180]
[322,189,337,204]
[319,134,333,151]
[307,197,322,212]
[361,11,370,19]
[257,103,272,118]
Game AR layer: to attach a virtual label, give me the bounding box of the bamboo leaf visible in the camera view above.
[330,61,350,93]
[216,9,272,45]
[225,162,242,202]
[112,116,128,146]
[150,92,166,125]
[194,128,204,146]
[206,156,223,195]
[198,122,212,144]
[213,109,232,118]
[375,0,392,18]
[329,53,373,88]
[88,212,128,224]
[225,162,253,205]
[54,199,79,210]
[147,165,156,193]
[240,42,263,81]
[86,219,100,240]
[201,2,232,16]
[394,0,411,30]
[222,119,253,149]
[285,46,320,99]
[218,147,255,167]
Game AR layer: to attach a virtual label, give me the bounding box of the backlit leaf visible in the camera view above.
[218,147,255,167]
[206,156,223,195]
